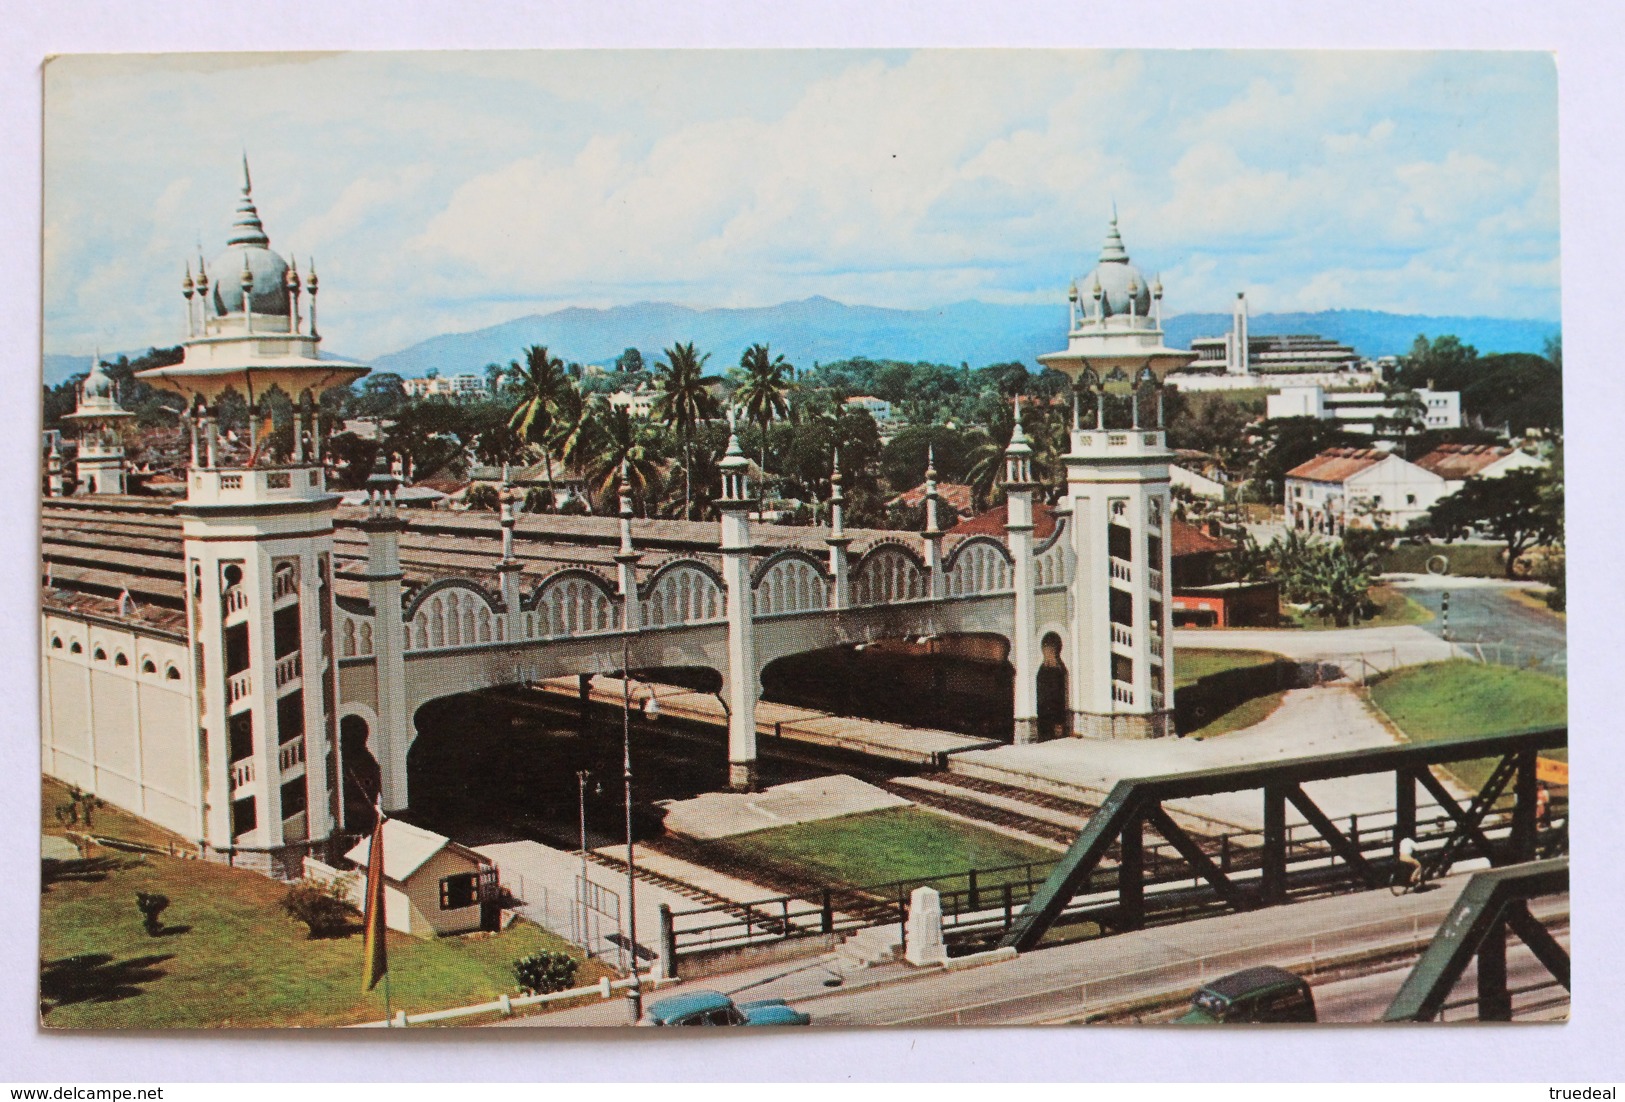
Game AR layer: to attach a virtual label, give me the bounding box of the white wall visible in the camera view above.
[41,613,200,840]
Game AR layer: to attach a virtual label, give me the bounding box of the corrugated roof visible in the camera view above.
[1285,447,1389,483]
[889,482,975,516]
[1413,443,1514,480]
[949,502,1060,540]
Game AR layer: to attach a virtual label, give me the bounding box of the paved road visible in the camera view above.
[508,870,1560,1028]
[1173,623,1461,674]
[1388,576,1566,674]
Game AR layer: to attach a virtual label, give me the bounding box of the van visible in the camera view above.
[1174,965,1317,1024]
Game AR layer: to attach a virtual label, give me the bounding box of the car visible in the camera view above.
[643,989,812,1027]
[1173,965,1317,1024]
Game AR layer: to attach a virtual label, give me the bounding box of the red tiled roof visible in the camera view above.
[1413,443,1515,481]
[1285,447,1389,483]
[1170,517,1236,556]
[889,482,975,516]
[949,501,1059,540]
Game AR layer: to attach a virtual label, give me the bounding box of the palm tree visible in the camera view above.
[653,342,721,520]
[507,345,573,511]
[734,343,793,486]
[584,405,662,513]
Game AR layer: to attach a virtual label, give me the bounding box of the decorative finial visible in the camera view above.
[305,257,318,291]
[925,444,937,482]
[242,151,253,195]
[830,447,842,490]
[226,154,270,249]
[183,261,194,296]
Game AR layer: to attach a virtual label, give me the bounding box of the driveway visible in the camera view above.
[1173,623,1462,675]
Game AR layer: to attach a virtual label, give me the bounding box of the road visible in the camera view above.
[1388,576,1566,674]
[506,871,1567,1029]
[1311,927,1570,1023]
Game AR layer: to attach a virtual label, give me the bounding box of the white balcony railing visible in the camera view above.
[1112,681,1134,706]
[281,810,308,844]
[1111,623,1133,648]
[279,740,306,772]
[275,652,302,688]
[223,587,249,616]
[226,670,252,705]
[230,758,255,790]
[272,570,300,601]
[1110,558,1132,583]
[1147,567,1164,591]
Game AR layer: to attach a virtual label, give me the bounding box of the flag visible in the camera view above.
[361,811,388,993]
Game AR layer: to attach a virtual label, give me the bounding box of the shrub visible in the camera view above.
[512,950,579,995]
[280,876,357,939]
[135,891,170,936]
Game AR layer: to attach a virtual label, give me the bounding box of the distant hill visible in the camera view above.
[369,298,1559,380]
[43,301,1558,386]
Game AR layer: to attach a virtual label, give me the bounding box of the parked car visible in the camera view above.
[1174,966,1317,1024]
[644,989,812,1027]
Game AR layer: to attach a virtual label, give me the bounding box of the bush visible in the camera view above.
[280,876,358,939]
[135,891,170,936]
[513,950,579,995]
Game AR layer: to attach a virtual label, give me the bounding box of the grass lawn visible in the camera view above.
[708,807,1056,891]
[1381,543,1509,578]
[1505,586,1565,620]
[1185,690,1288,740]
[40,803,612,1028]
[1368,660,1568,790]
[43,776,197,856]
[1172,648,1282,690]
[1280,585,1432,630]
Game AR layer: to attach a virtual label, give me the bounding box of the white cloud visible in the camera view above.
[41,49,1560,359]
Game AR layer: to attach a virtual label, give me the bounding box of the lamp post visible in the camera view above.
[575,767,591,917]
[622,635,642,1023]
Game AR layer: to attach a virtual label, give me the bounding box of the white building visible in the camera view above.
[62,354,135,495]
[607,389,658,418]
[1284,448,1449,531]
[403,373,488,400]
[1185,293,1362,376]
[1267,383,1462,435]
[845,395,892,423]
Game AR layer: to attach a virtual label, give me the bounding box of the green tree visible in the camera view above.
[615,348,645,374]
[583,405,662,513]
[653,342,721,519]
[735,343,794,480]
[1422,467,1561,579]
[507,345,574,511]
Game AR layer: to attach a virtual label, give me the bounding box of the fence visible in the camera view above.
[663,797,1541,964]
[349,970,676,1028]
[1458,639,1567,676]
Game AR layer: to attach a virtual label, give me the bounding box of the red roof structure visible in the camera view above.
[949,502,1059,540]
[1285,447,1389,483]
[1412,443,1517,481]
[890,481,975,518]
[1170,517,1236,557]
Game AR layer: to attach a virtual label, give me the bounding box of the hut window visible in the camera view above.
[439,872,479,910]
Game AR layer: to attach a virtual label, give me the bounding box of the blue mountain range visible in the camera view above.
[43,297,1558,386]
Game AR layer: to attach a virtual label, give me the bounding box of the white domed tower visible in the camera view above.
[1037,214,1194,740]
[137,158,369,872]
[63,353,134,495]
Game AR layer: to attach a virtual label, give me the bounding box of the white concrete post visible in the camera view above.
[718,416,758,791]
[904,886,947,967]
[1004,401,1040,744]
[360,482,410,812]
[922,446,945,599]
[826,452,850,610]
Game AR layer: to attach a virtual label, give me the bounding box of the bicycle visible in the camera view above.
[1389,859,1426,896]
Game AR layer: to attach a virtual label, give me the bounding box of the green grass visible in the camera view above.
[1172,648,1282,690]
[1368,660,1568,790]
[708,807,1056,890]
[1185,690,1288,740]
[43,776,197,855]
[39,813,612,1028]
[1381,543,1509,578]
[1280,585,1433,630]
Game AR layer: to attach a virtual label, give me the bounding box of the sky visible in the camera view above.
[43,49,1559,360]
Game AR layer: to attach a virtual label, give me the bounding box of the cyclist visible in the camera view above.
[1394,835,1422,893]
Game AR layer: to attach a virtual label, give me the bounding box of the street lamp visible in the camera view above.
[575,768,591,930]
[621,635,642,1024]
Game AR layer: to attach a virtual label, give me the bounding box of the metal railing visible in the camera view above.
[664,799,1544,962]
